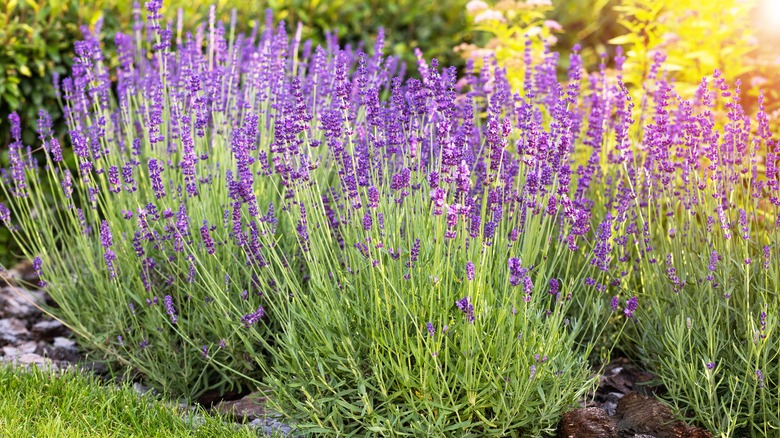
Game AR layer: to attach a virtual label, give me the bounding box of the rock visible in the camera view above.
[4,352,58,371]
[133,382,153,395]
[668,423,714,438]
[599,358,662,397]
[0,287,45,318]
[53,337,77,350]
[615,392,713,438]
[615,392,675,435]
[248,416,294,437]
[32,319,65,337]
[3,260,40,285]
[2,346,18,357]
[213,391,268,421]
[0,318,30,343]
[557,407,619,438]
[16,341,39,355]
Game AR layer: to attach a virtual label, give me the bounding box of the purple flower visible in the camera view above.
[0,203,9,226]
[705,362,716,370]
[508,257,527,286]
[548,278,560,296]
[100,220,113,248]
[624,296,638,318]
[219,339,226,349]
[529,364,537,380]
[202,345,208,358]
[50,138,63,162]
[200,221,216,254]
[104,249,117,279]
[241,305,265,328]
[610,296,619,311]
[362,212,372,231]
[466,261,475,281]
[456,296,475,323]
[368,186,380,208]
[757,369,765,388]
[430,188,446,215]
[426,322,435,337]
[764,246,771,270]
[164,295,177,324]
[148,159,166,199]
[108,165,121,193]
[410,239,420,264]
[33,256,46,287]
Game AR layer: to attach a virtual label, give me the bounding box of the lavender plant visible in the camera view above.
[257,52,623,435]
[582,52,780,435]
[0,3,299,398]
[0,1,622,434]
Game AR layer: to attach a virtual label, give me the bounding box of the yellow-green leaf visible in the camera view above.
[608,34,636,45]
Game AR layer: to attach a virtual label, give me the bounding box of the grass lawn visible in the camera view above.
[0,364,264,437]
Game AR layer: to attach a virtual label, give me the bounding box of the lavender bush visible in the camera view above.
[580,53,780,435]
[0,2,617,433]
[2,1,778,436]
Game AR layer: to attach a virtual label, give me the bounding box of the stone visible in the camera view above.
[615,392,676,435]
[213,391,269,421]
[615,392,713,438]
[4,260,40,285]
[557,407,619,438]
[0,287,44,318]
[32,319,65,336]
[5,352,58,371]
[0,318,30,343]
[16,341,39,355]
[53,337,77,350]
[248,416,294,437]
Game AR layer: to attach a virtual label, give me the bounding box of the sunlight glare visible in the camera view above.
[761,0,780,31]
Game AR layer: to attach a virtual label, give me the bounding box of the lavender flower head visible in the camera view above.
[33,256,46,287]
[624,296,638,319]
[456,296,475,323]
[164,295,177,324]
[466,261,475,281]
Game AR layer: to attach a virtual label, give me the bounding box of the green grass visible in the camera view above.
[0,364,263,437]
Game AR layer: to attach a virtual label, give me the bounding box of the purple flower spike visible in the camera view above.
[148,159,166,199]
[466,261,475,281]
[200,220,216,255]
[624,296,638,318]
[456,296,475,323]
[0,203,10,226]
[104,249,117,279]
[410,239,421,263]
[164,295,177,324]
[548,278,560,296]
[610,296,619,312]
[241,305,265,328]
[33,257,46,287]
[100,220,113,248]
[426,322,435,337]
[362,212,372,231]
